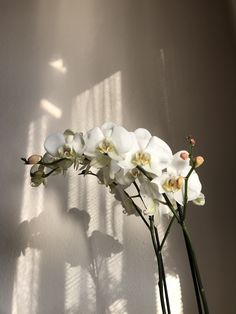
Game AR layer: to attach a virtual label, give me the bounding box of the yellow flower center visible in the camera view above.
[97,139,114,154]
[132,151,151,166]
[162,176,184,192]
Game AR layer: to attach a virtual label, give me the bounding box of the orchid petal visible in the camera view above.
[146,136,172,156]
[115,169,135,186]
[192,193,205,206]
[101,122,116,138]
[173,189,184,205]
[173,171,202,205]
[65,134,74,144]
[84,127,104,156]
[187,171,202,201]
[151,176,167,194]
[97,167,113,186]
[143,196,158,216]
[107,150,122,161]
[44,133,65,156]
[90,154,110,168]
[111,184,138,216]
[110,126,134,155]
[171,150,190,175]
[149,156,164,176]
[146,136,172,169]
[109,159,120,179]
[117,159,136,173]
[134,128,152,150]
[73,132,84,154]
[159,202,173,217]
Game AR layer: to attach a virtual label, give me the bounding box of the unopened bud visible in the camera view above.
[180,152,189,160]
[27,154,42,164]
[194,156,204,168]
[186,136,196,146]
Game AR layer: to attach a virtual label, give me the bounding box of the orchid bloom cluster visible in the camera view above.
[23,122,205,218]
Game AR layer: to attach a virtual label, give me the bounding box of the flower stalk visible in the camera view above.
[149,216,167,314]
[137,164,209,313]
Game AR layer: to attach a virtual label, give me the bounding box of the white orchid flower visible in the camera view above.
[44,130,84,158]
[84,122,134,171]
[192,192,205,206]
[118,128,173,176]
[139,179,161,216]
[152,150,202,206]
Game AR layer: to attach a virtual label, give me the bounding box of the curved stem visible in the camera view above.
[182,224,209,314]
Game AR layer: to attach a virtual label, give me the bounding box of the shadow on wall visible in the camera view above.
[11,208,123,314]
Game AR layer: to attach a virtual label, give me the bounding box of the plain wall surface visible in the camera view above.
[0,1,235,313]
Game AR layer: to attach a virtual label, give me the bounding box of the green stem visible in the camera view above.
[130,180,171,313]
[181,161,209,313]
[136,165,152,180]
[39,157,70,167]
[160,216,175,251]
[182,224,203,313]
[182,224,209,314]
[124,190,150,230]
[43,167,60,177]
[183,165,195,220]
[150,216,167,314]
[154,224,171,314]
[162,194,180,223]
[133,180,147,208]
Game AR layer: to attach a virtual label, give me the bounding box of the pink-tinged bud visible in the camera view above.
[180,152,189,160]
[27,154,42,164]
[186,136,196,146]
[195,156,204,168]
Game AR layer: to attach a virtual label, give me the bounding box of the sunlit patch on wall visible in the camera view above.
[64,71,126,313]
[109,298,128,314]
[12,116,48,314]
[156,273,183,314]
[49,58,67,74]
[40,99,62,119]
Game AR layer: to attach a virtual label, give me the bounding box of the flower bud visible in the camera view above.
[180,152,189,160]
[194,156,204,168]
[186,136,196,146]
[27,154,42,164]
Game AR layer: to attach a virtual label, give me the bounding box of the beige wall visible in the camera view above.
[0,1,235,313]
